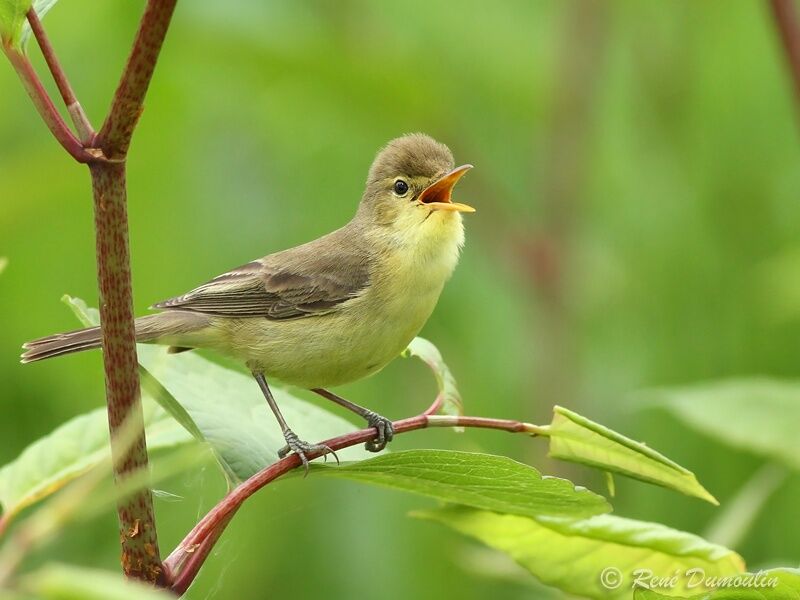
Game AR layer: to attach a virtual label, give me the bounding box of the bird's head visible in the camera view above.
[357,134,474,243]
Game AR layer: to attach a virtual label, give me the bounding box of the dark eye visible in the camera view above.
[393,179,409,196]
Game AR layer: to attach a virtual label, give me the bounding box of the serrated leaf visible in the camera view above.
[634,568,800,599]
[417,506,745,599]
[314,450,610,519]
[546,406,718,505]
[641,378,800,470]
[64,296,374,486]
[404,337,463,417]
[0,401,192,523]
[21,564,176,600]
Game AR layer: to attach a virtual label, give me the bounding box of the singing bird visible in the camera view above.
[22,134,475,468]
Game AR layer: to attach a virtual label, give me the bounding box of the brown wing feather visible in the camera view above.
[152,227,371,320]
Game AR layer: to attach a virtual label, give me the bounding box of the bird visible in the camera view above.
[21,133,475,469]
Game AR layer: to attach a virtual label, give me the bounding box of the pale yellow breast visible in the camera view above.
[215,212,465,388]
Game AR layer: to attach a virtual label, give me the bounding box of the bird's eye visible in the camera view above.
[393,179,409,196]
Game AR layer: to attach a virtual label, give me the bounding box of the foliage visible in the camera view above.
[403,337,464,417]
[642,379,800,470]
[417,506,744,599]
[0,401,190,526]
[0,0,55,50]
[633,568,800,600]
[1,301,729,599]
[546,406,717,504]
[2,1,800,599]
[314,450,610,519]
[19,564,177,600]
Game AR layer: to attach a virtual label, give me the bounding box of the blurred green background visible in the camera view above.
[2,1,800,598]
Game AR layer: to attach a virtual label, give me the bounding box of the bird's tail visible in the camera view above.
[21,312,212,364]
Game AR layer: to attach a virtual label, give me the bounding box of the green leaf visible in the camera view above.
[20,564,176,600]
[633,568,800,599]
[417,506,745,599]
[0,401,191,523]
[0,0,55,50]
[546,406,718,505]
[0,257,7,275]
[641,378,800,470]
[64,296,374,486]
[403,337,464,417]
[0,0,31,48]
[315,449,610,519]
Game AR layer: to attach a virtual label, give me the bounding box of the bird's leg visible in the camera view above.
[311,388,394,452]
[253,372,338,474]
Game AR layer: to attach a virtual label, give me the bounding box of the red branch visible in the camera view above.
[163,405,544,594]
[26,9,94,143]
[86,0,178,584]
[5,0,176,586]
[97,0,178,159]
[1,43,92,163]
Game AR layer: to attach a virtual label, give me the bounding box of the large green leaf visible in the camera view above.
[19,564,176,600]
[65,296,374,485]
[641,379,800,470]
[545,406,718,504]
[139,345,376,484]
[417,506,745,600]
[634,568,800,599]
[314,450,610,519]
[0,401,191,524]
[403,337,463,417]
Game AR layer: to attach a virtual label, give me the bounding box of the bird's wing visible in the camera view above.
[152,238,371,320]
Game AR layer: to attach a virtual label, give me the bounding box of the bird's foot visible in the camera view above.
[278,430,339,475]
[363,410,394,453]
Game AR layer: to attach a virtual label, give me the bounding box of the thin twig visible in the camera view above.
[1,43,91,163]
[770,0,800,113]
[164,401,545,594]
[26,8,94,143]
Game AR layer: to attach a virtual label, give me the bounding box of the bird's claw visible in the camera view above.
[278,430,339,476]
[363,410,394,453]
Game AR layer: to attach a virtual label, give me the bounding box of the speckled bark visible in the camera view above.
[99,0,178,160]
[89,162,162,584]
[5,0,178,586]
[88,0,177,584]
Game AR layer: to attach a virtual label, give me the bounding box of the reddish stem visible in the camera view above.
[3,0,178,585]
[98,0,178,159]
[1,43,91,163]
[26,8,94,143]
[89,162,163,583]
[164,408,543,594]
[87,0,177,583]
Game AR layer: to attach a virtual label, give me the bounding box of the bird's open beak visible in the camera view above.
[418,164,475,213]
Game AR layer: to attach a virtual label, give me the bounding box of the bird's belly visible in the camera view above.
[217,286,442,389]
